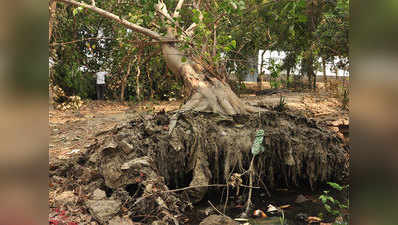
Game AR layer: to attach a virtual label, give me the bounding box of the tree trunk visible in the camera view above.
[146,63,154,100]
[310,55,316,90]
[120,80,126,102]
[49,76,54,110]
[161,44,259,115]
[286,67,290,88]
[322,58,327,84]
[49,0,57,42]
[305,54,316,90]
[313,71,316,89]
[49,0,57,110]
[212,23,217,59]
[120,59,133,102]
[136,64,141,102]
[257,50,267,91]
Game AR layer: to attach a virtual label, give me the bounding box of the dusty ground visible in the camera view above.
[48,91,349,224]
[49,100,183,163]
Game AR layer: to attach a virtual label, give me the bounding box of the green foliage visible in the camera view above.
[268,59,282,89]
[73,6,83,16]
[253,0,349,84]
[53,62,96,99]
[319,182,349,222]
[279,210,286,225]
[181,56,187,63]
[315,0,349,59]
[327,182,344,191]
[274,95,287,112]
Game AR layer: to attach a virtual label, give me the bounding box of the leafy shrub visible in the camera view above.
[53,63,96,99]
[319,182,349,223]
[274,95,287,112]
[268,59,282,89]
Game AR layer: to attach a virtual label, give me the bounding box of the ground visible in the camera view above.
[49,89,349,225]
[49,100,182,163]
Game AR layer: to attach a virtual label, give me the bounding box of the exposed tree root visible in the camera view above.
[49,110,349,224]
[181,79,262,115]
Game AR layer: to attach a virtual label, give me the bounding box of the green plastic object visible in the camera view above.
[251,129,265,155]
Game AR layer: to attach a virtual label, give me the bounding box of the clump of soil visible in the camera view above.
[49,109,349,224]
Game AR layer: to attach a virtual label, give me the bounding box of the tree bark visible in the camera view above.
[257,50,266,91]
[310,55,316,90]
[322,58,327,84]
[135,59,141,102]
[56,0,166,40]
[313,70,316,89]
[161,44,259,114]
[120,59,133,102]
[304,53,316,90]
[49,0,58,110]
[49,0,57,41]
[146,63,154,100]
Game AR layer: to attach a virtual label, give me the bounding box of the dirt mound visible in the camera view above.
[49,110,349,224]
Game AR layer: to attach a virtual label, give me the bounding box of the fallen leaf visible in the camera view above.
[279,204,291,209]
[234,218,249,222]
[267,204,278,212]
[307,216,322,223]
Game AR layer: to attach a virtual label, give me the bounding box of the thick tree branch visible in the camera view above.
[173,0,185,18]
[50,37,179,46]
[155,1,174,23]
[49,0,57,41]
[155,0,177,38]
[155,0,191,39]
[55,0,171,41]
[185,23,197,36]
[185,1,203,37]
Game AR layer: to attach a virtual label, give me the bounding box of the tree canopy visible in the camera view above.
[49,0,349,101]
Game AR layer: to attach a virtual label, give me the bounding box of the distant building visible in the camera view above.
[244,50,349,82]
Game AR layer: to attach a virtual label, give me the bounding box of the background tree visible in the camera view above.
[255,0,349,89]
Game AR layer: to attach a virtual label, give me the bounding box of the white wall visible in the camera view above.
[257,50,349,77]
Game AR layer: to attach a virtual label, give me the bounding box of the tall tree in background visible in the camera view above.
[315,0,350,77]
[258,0,349,89]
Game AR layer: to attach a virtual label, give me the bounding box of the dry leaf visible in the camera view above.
[307,216,322,223]
[279,204,291,209]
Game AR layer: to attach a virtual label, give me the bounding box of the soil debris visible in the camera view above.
[199,215,239,225]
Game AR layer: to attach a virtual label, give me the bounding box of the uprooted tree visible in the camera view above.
[54,0,259,115]
[50,0,349,224]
